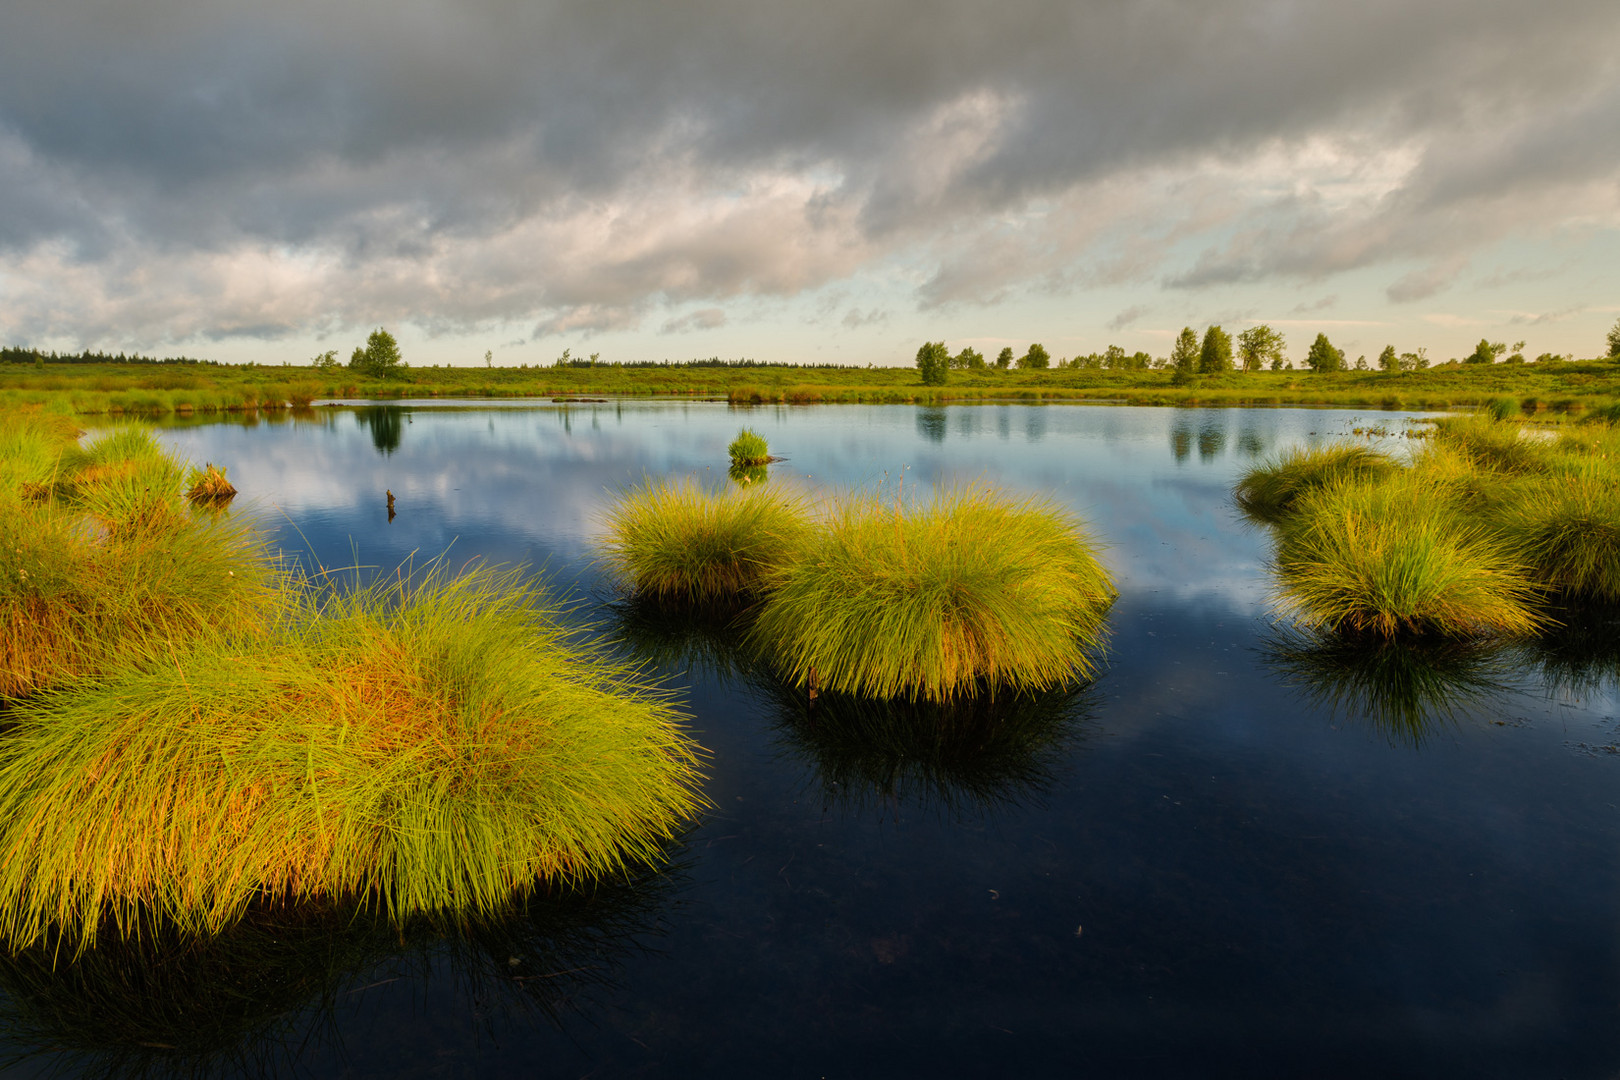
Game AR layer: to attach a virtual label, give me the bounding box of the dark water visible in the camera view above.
[10,402,1620,1079]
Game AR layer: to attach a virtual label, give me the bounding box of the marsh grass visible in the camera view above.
[1427,415,1555,474]
[1233,444,1395,524]
[0,564,705,948]
[766,680,1093,818]
[750,487,1114,701]
[727,428,770,467]
[1497,474,1620,601]
[1261,627,1512,744]
[0,417,278,698]
[185,462,237,504]
[598,478,811,604]
[1272,473,1542,638]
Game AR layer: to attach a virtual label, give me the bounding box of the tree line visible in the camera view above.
[917,318,1620,384]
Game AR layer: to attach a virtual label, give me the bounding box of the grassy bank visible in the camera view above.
[5,357,1620,416]
[1240,413,1620,640]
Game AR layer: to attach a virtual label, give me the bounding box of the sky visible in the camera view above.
[0,0,1617,368]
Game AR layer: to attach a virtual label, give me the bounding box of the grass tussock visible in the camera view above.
[1427,415,1555,475]
[598,478,811,604]
[727,427,770,467]
[1234,444,1395,524]
[0,417,279,698]
[185,462,237,503]
[749,487,1114,701]
[1272,474,1543,637]
[1240,412,1620,640]
[0,564,705,950]
[1497,475,1620,601]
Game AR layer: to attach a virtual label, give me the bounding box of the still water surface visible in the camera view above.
[9,402,1620,1079]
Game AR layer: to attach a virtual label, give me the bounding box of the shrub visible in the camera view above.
[0,565,705,948]
[727,428,770,467]
[598,478,812,604]
[1270,474,1542,638]
[1233,444,1395,524]
[749,487,1114,700]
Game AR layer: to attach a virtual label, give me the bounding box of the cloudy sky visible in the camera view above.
[1,0,1617,367]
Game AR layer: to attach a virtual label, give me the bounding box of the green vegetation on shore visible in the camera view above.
[4,353,1620,417]
[1241,413,1620,640]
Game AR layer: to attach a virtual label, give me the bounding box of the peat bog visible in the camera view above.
[4,400,1620,1079]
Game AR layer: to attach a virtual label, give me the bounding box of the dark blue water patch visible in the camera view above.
[9,402,1612,1078]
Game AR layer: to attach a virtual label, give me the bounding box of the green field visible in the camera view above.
[5,356,1620,416]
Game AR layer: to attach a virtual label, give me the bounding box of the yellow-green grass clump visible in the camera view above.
[185,462,237,503]
[1271,473,1543,638]
[599,478,812,604]
[1426,414,1556,475]
[727,427,770,467]
[750,487,1115,701]
[1,417,278,698]
[1234,444,1395,524]
[1497,474,1620,602]
[0,566,705,950]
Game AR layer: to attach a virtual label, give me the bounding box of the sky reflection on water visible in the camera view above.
[16,401,1618,1079]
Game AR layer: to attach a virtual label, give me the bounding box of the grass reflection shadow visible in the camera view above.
[1261,628,1514,745]
[765,681,1095,820]
[1508,603,1620,699]
[603,596,762,682]
[0,865,683,1080]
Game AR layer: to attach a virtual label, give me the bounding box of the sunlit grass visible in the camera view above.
[185,462,237,504]
[1497,473,1620,602]
[1233,444,1395,524]
[749,486,1114,701]
[726,427,770,467]
[0,564,705,950]
[598,477,812,604]
[0,415,278,698]
[1271,472,1542,638]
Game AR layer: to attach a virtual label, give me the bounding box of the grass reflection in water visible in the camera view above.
[0,866,682,1080]
[765,682,1096,819]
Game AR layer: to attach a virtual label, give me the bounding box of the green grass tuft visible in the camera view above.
[0,564,705,949]
[727,427,770,467]
[1234,443,1395,524]
[1270,473,1543,638]
[1427,415,1554,474]
[749,486,1114,701]
[1497,474,1620,601]
[185,462,237,503]
[598,478,812,604]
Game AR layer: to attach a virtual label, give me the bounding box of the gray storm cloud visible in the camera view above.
[0,0,1616,345]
